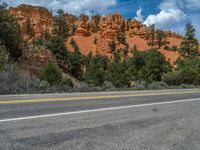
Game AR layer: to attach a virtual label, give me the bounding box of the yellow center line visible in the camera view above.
[0,91,199,104]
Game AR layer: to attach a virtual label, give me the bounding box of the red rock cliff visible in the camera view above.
[10,5,184,64]
[10,4,53,39]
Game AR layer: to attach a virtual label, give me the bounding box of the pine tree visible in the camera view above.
[156,30,168,49]
[91,15,101,32]
[79,14,89,22]
[147,24,157,49]
[0,2,22,59]
[179,23,199,59]
[110,41,116,52]
[53,9,68,39]
[68,49,83,78]
[25,18,33,38]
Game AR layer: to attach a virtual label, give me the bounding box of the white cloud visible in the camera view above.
[144,9,186,28]
[144,0,187,29]
[185,0,200,9]
[143,0,200,39]
[134,7,143,22]
[2,0,116,15]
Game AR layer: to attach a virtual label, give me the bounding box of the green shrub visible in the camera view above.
[40,61,62,85]
[76,83,96,92]
[162,71,183,85]
[48,84,73,93]
[32,38,44,46]
[170,45,178,51]
[61,78,74,87]
[148,81,168,90]
[180,84,196,89]
[163,58,200,86]
[0,45,7,70]
[99,81,115,91]
[0,64,49,94]
[131,82,147,90]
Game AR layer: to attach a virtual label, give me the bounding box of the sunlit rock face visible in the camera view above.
[10,4,54,38]
[75,20,91,37]
[10,5,183,64]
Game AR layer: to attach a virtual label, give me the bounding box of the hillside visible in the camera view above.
[10,4,183,64]
[1,3,200,94]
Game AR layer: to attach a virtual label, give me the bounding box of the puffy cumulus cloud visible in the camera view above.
[134,7,143,22]
[144,9,186,28]
[144,0,187,29]
[143,0,200,39]
[2,0,116,15]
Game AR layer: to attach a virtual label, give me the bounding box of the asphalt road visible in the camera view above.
[0,89,200,150]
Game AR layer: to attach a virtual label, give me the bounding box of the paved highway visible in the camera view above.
[0,89,200,150]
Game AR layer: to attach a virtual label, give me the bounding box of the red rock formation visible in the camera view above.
[10,4,187,64]
[124,19,130,31]
[10,4,53,38]
[129,20,149,39]
[63,13,77,27]
[99,13,124,40]
[90,15,101,33]
[75,20,91,37]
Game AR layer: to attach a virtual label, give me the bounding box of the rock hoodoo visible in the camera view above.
[9,4,184,63]
[75,20,91,37]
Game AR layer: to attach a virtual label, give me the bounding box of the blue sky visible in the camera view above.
[2,0,200,39]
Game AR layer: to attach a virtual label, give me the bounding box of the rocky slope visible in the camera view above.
[10,4,184,64]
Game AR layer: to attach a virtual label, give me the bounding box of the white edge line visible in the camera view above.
[1,98,200,123]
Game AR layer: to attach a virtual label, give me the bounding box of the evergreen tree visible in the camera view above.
[25,18,33,38]
[40,61,62,85]
[156,30,168,49]
[68,49,83,78]
[110,41,116,52]
[179,23,199,59]
[46,36,68,64]
[0,2,22,59]
[68,38,82,77]
[118,34,129,47]
[131,49,171,83]
[71,24,77,35]
[107,60,133,88]
[147,25,157,49]
[79,14,89,21]
[53,9,68,39]
[70,37,79,50]
[84,55,109,86]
